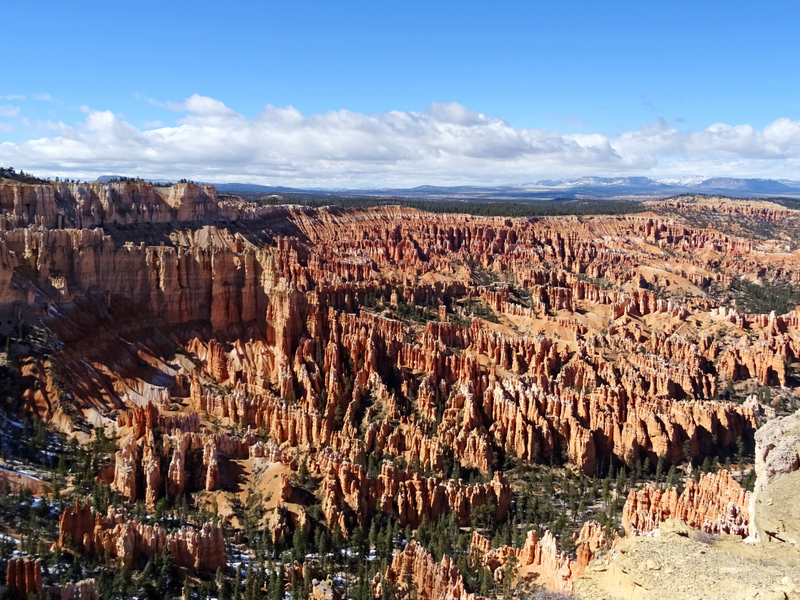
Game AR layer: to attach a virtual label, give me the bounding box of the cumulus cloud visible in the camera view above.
[0,106,20,118]
[1,94,799,185]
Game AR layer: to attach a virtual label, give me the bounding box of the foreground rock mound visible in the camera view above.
[575,520,800,600]
[751,408,800,545]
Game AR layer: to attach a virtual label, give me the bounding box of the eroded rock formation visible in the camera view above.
[58,501,225,571]
[313,447,511,530]
[5,556,43,599]
[5,181,800,595]
[621,470,751,537]
[470,521,611,594]
[53,579,101,600]
[379,541,473,600]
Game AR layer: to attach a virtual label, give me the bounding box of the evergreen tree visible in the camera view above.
[293,526,307,562]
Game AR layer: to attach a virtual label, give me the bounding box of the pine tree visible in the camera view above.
[211,567,224,599]
[655,455,665,484]
[501,553,518,597]
[665,465,678,489]
[293,526,307,561]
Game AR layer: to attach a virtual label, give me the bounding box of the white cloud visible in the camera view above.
[0,94,53,102]
[1,94,800,185]
[0,105,20,118]
[0,123,12,133]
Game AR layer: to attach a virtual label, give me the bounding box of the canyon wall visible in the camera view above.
[4,181,800,595]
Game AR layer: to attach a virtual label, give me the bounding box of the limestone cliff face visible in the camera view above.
[0,180,220,229]
[649,196,794,222]
[0,226,272,333]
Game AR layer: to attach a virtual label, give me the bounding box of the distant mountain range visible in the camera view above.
[346,177,800,200]
[96,176,800,200]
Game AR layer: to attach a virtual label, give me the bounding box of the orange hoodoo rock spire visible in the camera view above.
[621,470,751,537]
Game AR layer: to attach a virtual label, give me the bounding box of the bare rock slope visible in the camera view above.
[575,519,800,600]
[751,409,800,545]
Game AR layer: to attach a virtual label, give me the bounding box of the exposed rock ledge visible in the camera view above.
[750,409,800,545]
[575,519,800,600]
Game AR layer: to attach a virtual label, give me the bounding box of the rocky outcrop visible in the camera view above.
[470,521,610,594]
[112,409,295,505]
[381,525,608,598]
[53,578,101,600]
[717,336,789,386]
[5,556,43,599]
[311,578,341,600]
[117,402,159,439]
[379,541,473,600]
[314,448,511,532]
[4,556,99,600]
[752,408,800,494]
[112,440,139,501]
[622,470,751,537]
[142,430,163,508]
[750,408,800,544]
[58,501,225,571]
[111,429,165,508]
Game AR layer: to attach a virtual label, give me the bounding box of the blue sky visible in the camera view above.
[1,0,799,186]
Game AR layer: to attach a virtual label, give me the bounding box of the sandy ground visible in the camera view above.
[575,520,800,600]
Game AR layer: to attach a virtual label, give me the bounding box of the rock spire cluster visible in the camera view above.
[3,180,800,594]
